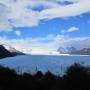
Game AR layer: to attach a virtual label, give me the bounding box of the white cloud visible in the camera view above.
[0,19,12,32]
[0,35,90,54]
[0,34,65,53]
[60,26,79,34]
[15,30,21,36]
[55,35,65,42]
[0,4,12,32]
[0,0,90,31]
[67,26,79,32]
[39,0,90,20]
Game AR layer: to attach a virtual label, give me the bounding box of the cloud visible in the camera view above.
[0,35,90,54]
[67,26,79,32]
[0,4,12,32]
[0,19,12,32]
[60,26,79,34]
[0,34,65,53]
[0,0,90,31]
[39,0,90,19]
[15,30,21,36]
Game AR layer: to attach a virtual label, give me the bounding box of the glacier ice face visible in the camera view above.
[0,55,90,75]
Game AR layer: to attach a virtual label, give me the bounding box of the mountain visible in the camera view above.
[3,45,25,56]
[71,48,90,55]
[57,47,77,54]
[57,47,68,54]
[57,37,90,55]
[0,45,12,59]
[0,44,25,59]
[58,46,90,55]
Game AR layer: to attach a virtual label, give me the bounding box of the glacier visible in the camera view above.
[0,55,90,75]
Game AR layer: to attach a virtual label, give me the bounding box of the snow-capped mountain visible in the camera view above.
[57,47,76,54]
[71,48,90,55]
[0,44,25,59]
[3,44,25,55]
[0,45,12,59]
[58,46,90,55]
[57,37,90,55]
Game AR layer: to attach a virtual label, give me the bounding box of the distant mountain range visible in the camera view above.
[0,44,25,59]
[0,37,90,57]
[57,37,90,55]
[71,48,90,55]
[58,47,90,55]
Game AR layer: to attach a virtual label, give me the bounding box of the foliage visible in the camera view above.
[0,63,90,90]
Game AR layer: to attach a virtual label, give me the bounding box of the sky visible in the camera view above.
[0,0,90,54]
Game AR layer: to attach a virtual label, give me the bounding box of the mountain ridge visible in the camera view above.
[0,44,25,59]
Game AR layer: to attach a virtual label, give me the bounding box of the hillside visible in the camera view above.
[0,45,25,59]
